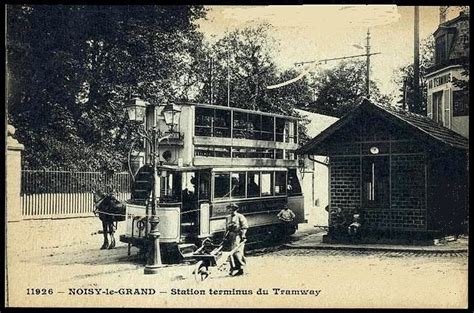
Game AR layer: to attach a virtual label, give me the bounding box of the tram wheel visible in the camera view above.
[193,261,209,283]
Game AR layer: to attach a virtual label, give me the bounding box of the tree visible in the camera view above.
[7,5,206,171]
[393,36,435,115]
[300,60,391,118]
[193,24,316,143]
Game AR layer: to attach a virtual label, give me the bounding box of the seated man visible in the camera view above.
[277,204,296,238]
[347,214,362,237]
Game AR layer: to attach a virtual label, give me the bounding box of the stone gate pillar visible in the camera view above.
[6,125,24,222]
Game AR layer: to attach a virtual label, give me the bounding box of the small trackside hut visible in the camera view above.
[296,99,469,243]
[120,102,305,261]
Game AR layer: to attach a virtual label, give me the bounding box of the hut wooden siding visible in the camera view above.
[297,99,468,239]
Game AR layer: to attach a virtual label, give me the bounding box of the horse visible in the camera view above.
[92,190,126,249]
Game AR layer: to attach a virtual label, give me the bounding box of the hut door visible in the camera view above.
[362,156,390,209]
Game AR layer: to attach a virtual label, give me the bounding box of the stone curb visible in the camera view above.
[283,243,468,253]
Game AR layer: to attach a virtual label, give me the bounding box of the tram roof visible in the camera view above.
[178,102,300,120]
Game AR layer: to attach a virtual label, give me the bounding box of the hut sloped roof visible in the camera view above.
[296,98,469,155]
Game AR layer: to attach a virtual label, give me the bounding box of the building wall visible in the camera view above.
[451,116,469,138]
[389,154,426,230]
[329,156,361,224]
[426,11,469,139]
[329,153,428,232]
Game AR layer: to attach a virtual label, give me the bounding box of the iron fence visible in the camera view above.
[21,169,132,218]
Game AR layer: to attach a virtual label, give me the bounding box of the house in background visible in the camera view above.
[297,99,469,243]
[426,8,469,138]
[296,109,338,227]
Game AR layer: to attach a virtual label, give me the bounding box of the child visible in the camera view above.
[277,205,296,238]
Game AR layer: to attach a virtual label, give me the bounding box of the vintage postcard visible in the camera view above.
[5,4,469,309]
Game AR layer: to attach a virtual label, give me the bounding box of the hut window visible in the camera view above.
[362,156,389,207]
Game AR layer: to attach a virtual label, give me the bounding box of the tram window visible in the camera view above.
[261,172,274,196]
[285,150,295,160]
[232,147,245,158]
[195,145,213,157]
[233,111,248,139]
[231,172,246,198]
[249,113,262,140]
[198,171,210,200]
[195,107,213,137]
[160,172,182,202]
[287,169,302,195]
[213,109,231,137]
[214,173,230,199]
[276,118,285,142]
[275,149,284,159]
[294,122,298,144]
[260,148,274,159]
[286,121,297,143]
[261,115,274,141]
[275,171,287,195]
[214,146,231,158]
[182,172,196,194]
[247,172,260,198]
[246,148,259,158]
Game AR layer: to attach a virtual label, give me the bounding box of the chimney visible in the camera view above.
[439,6,448,24]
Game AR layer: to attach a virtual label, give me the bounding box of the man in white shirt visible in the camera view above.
[226,203,248,276]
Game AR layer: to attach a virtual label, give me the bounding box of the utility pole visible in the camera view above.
[209,57,214,105]
[271,31,380,92]
[413,6,420,113]
[366,29,371,98]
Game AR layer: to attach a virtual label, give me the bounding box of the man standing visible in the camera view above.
[226,203,248,276]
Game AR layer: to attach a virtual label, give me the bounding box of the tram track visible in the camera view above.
[268,248,468,258]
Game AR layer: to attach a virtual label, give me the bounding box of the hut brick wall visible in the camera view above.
[329,157,361,220]
[389,154,426,230]
[329,153,427,231]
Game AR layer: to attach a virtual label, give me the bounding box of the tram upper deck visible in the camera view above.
[140,103,301,169]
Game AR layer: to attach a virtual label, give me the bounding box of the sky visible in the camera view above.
[196,5,465,100]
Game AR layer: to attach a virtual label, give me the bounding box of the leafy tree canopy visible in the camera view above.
[7,5,206,171]
[300,60,391,118]
[392,35,435,115]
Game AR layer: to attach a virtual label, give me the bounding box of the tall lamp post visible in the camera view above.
[125,96,181,275]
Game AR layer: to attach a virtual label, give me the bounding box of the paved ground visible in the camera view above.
[5,218,469,308]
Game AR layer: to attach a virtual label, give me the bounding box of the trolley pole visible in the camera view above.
[366,29,371,99]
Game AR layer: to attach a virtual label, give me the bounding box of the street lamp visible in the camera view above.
[125,96,181,275]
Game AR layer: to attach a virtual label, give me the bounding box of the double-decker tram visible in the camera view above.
[120,102,305,262]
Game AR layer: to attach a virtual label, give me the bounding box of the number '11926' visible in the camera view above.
[26,288,54,295]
